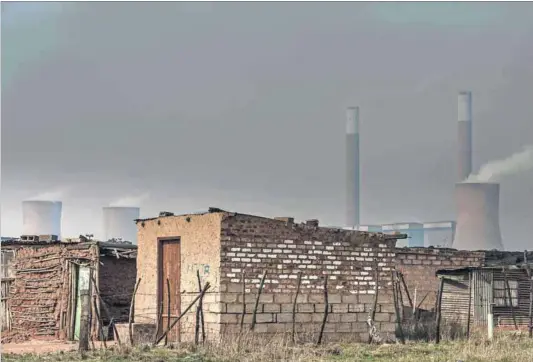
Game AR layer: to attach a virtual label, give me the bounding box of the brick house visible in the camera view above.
[133,209,407,343]
[1,240,137,343]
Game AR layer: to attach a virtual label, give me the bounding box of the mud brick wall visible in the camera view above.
[98,256,137,324]
[134,213,223,343]
[395,247,485,310]
[3,244,96,343]
[218,214,398,342]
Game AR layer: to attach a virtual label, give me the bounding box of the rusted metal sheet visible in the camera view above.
[472,269,492,325]
[441,275,471,324]
[492,269,531,327]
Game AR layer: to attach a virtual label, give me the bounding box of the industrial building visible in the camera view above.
[345,91,505,251]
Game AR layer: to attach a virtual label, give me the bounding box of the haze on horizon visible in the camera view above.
[1,2,532,248]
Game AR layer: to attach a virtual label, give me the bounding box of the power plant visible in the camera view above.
[103,206,140,244]
[451,182,503,250]
[346,91,505,251]
[22,200,62,239]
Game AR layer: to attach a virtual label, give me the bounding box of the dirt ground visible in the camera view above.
[1,340,114,355]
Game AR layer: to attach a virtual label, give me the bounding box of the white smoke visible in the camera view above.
[465,145,533,183]
[27,187,71,201]
[109,192,150,207]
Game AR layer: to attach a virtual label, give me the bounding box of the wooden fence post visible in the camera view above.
[368,264,380,344]
[466,271,472,339]
[292,272,302,344]
[435,277,444,344]
[392,271,405,344]
[129,278,141,346]
[195,270,205,345]
[251,271,267,331]
[240,271,246,332]
[78,289,90,352]
[502,267,518,330]
[165,278,170,346]
[316,275,329,346]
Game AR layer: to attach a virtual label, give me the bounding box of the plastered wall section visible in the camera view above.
[135,213,223,341]
[395,247,485,310]
[217,214,398,342]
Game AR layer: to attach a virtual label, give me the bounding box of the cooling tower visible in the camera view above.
[22,200,62,237]
[452,182,503,251]
[458,91,473,181]
[103,207,140,244]
[346,106,360,228]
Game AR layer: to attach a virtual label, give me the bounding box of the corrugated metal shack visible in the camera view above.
[1,239,137,343]
[436,262,533,330]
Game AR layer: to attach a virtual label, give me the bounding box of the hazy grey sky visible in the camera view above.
[2,2,533,249]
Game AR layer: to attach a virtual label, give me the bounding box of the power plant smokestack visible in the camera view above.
[346,106,360,229]
[103,207,140,244]
[458,91,473,181]
[22,200,62,238]
[452,182,503,251]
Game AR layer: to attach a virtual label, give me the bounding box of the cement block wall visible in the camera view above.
[134,213,223,342]
[218,214,398,342]
[395,247,485,310]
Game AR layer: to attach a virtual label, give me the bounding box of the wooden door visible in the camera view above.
[158,238,181,342]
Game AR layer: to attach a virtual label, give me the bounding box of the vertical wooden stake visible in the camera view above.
[129,278,141,346]
[466,271,472,339]
[392,271,405,344]
[78,289,90,353]
[153,299,164,345]
[292,272,302,344]
[195,270,205,345]
[240,271,246,332]
[413,287,417,316]
[396,275,405,322]
[251,271,267,331]
[165,278,170,346]
[92,296,107,349]
[316,275,329,346]
[399,273,413,311]
[502,267,518,330]
[435,277,444,344]
[368,264,380,344]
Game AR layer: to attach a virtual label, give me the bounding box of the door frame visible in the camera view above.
[157,237,181,340]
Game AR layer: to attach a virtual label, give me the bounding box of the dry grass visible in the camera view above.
[3,331,533,362]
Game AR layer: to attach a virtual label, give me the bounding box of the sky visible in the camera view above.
[1,2,533,249]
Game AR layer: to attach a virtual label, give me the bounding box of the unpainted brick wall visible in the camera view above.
[217,213,398,342]
[395,247,485,310]
[98,256,137,324]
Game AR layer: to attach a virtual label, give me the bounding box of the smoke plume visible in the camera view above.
[27,187,71,201]
[109,193,150,207]
[465,145,533,183]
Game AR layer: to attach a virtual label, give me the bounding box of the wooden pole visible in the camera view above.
[153,298,164,345]
[435,277,444,344]
[251,271,267,331]
[165,278,170,346]
[392,271,405,344]
[368,264,380,344]
[292,272,302,344]
[466,271,472,339]
[316,275,329,346]
[240,271,246,332]
[412,287,417,316]
[396,274,405,322]
[399,273,413,311]
[129,278,141,346]
[195,270,205,345]
[78,289,90,353]
[92,296,107,348]
[502,267,518,330]
[155,282,211,346]
[89,274,120,345]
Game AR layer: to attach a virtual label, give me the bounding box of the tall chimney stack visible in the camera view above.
[346,106,360,229]
[458,91,473,181]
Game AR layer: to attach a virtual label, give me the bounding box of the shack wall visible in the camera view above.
[492,268,531,327]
